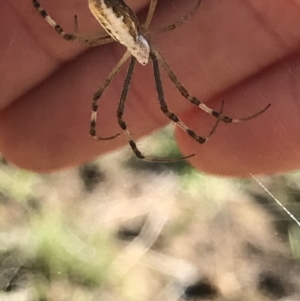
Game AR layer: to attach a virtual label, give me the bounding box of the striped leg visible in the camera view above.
[155,0,202,35]
[32,0,113,46]
[117,57,195,163]
[152,47,271,123]
[151,51,223,147]
[90,51,131,141]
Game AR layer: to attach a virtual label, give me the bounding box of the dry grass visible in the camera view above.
[0,131,300,301]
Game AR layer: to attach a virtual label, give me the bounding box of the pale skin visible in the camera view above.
[1,0,300,176]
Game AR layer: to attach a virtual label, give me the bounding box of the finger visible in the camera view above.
[1,0,300,172]
[3,0,300,108]
[0,0,57,109]
[177,53,300,177]
[0,44,166,172]
[1,0,148,108]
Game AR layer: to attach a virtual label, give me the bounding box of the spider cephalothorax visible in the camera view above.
[88,0,150,65]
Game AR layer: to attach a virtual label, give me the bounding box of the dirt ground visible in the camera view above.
[0,145,300,301]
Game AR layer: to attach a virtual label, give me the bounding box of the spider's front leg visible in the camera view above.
[152,47,271,124]
[115,56,196,163]
[150,51,223,147]
[154,0,202,34]
[90,52,131,141]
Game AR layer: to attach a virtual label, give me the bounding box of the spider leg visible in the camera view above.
[90,51,131,141]
[151,51,223,147]
[205,100,225,138]
[155,0,202,35]
[118,57,194,163]
[73,15,114,47]
[144,0,159,29]
[117,57,141,157]
[152,47,271,123]
[32,0,114,46]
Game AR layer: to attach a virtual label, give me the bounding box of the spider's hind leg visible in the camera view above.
[32,0,76,41]
[32,0,114,46]
[144,0,159,29]
[155,0,202,35]
[73,15,114,47]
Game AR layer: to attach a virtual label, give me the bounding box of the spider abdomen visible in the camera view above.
[88,0,150,65]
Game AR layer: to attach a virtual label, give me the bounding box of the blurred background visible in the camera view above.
[0,127,300,301]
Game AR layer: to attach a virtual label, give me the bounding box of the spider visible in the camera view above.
[32,0,270,162]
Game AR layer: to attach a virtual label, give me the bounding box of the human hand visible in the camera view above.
[1,0,300,176]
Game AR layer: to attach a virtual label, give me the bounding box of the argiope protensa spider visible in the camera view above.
[32,0,270,163]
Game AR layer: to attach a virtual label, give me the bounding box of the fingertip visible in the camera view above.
[176,104,300,177]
